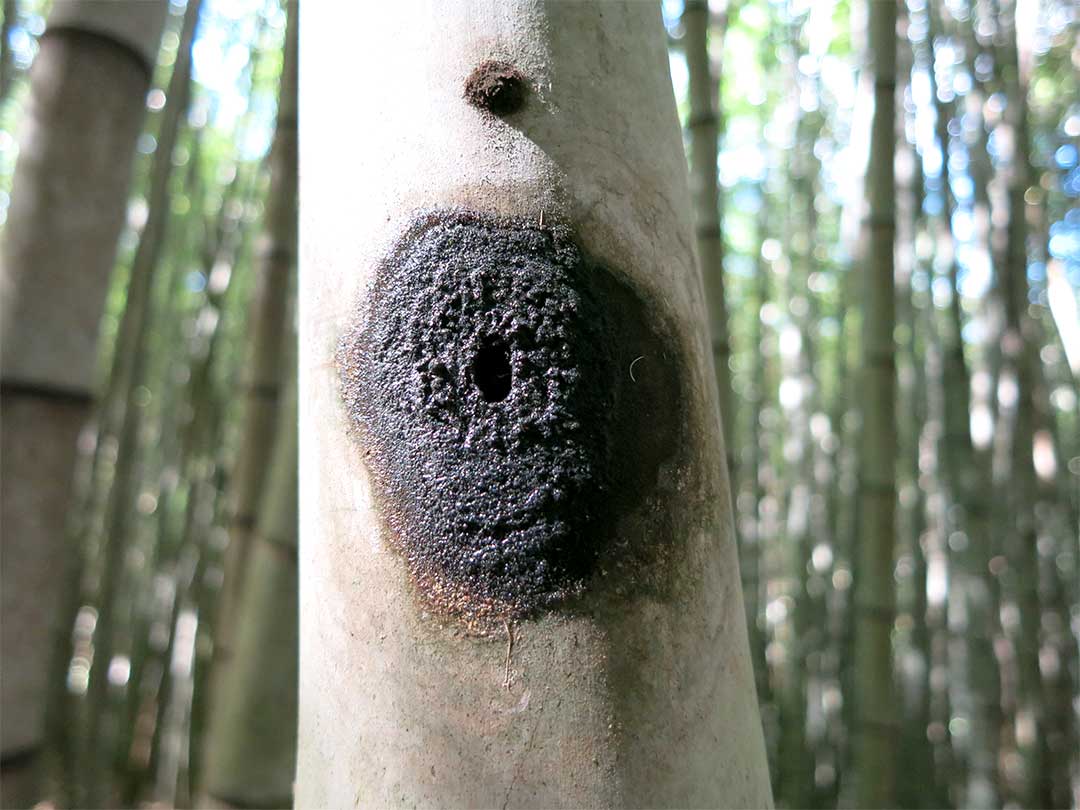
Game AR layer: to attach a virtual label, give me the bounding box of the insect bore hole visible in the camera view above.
[472,338,512,402]
[464,61,526,116]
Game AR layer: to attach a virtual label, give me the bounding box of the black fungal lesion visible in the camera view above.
[337,211,686,628]
[463,60,527,116]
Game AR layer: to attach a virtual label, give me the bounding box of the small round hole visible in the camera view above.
[472,338,512,402]
[464,61,526,116]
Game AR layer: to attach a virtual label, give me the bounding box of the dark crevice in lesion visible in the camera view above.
[471,337,512,403]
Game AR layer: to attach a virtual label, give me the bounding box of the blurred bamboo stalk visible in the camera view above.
[852,0,899,805]
[682,0,736,478]
[201,4,298,804]
[201,379,297,808]
[991,3,1055,805]
[214,0,297,668]
[80,1,202,804]
[0,1,167,804]
[919,5,1002,805]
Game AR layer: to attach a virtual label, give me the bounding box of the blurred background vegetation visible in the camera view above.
[0,0,1077,807]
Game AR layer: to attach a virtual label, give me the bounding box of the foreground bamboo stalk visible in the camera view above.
[297,2,771,806]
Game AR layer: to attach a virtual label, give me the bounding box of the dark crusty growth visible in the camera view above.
[463,60,526,116]
[338,212,683,623]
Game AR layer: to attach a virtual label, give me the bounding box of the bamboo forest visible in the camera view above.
[0,0,1077,807]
